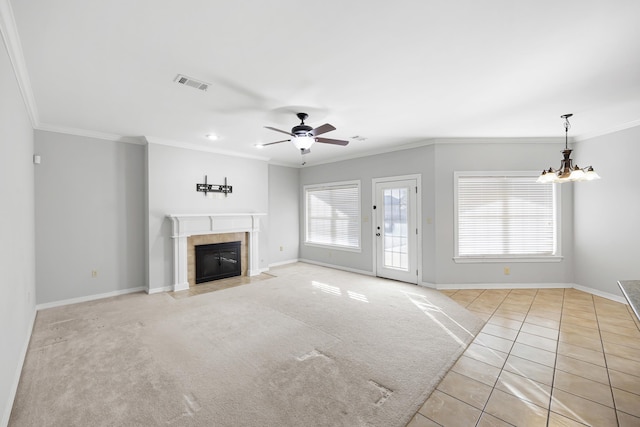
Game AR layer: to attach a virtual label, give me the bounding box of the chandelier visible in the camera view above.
[537,114,600,183]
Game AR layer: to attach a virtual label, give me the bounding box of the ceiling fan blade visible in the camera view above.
[315,137,349,146]
[261,139,290,146]
[265,126,294,136]
[309,123,336,137]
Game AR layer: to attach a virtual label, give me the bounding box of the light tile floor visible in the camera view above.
[407,288,640,427]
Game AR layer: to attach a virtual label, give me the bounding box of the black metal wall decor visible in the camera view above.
[196,176,232,197]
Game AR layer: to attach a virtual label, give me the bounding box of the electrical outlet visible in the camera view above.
[91,270,98,278]
[504,267,510,275]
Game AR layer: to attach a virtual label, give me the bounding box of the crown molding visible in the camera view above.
[267,159,302,168]
[299,136,568,168]
[0,0,39,127]
[144,136,271,162]
[430,136,564,145]
[301,138,437,168]
[574,118,640,142]
[36,123,145,144]
[35,125,273,162]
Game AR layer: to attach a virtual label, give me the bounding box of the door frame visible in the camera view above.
[371,174,422,284]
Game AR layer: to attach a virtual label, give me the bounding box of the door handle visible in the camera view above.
[376,233,381,236]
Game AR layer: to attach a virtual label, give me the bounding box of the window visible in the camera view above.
[304,181,360,251]
[454,172,560,262]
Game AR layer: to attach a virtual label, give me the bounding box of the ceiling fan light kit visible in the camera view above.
[537,114,601,183]
[262,112,349,156]
[292,136,315,150]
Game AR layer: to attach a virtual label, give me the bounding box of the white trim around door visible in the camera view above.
[372,174,422,284]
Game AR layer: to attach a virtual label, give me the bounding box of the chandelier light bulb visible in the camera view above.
[583,167,601,181]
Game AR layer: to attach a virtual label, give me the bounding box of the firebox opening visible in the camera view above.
[195,241,242,284]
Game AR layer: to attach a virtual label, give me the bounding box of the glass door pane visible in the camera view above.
[383,188,408,270]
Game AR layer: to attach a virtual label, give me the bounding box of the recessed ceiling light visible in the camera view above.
[255,144,264,149]
[206,134,218,141]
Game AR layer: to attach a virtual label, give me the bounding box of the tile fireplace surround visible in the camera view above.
[167,213,266,291]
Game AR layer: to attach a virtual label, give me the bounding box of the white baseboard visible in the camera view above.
[36,286,145,310]
[419,281,437,289]
[436,282,571,291]
[268,258,300,268]
[298,259,375,277]
[572,283,627,304]
[147,285,173,295]
[2,307,36,427]
[435,282,627,304]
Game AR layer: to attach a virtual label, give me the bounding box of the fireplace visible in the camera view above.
[167,213,266,292]
[195,241,241,283]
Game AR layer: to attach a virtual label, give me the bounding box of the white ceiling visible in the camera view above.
[7,0,640,166]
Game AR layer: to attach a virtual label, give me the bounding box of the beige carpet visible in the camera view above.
[10,263,483,427]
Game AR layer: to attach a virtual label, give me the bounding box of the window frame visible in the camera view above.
[453,171,562,263]
[304,180,362,252]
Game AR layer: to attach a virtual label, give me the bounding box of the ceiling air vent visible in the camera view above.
[174,74,209,91]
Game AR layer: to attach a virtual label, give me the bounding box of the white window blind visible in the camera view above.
[305,181,360,250]
[456,173,557,258]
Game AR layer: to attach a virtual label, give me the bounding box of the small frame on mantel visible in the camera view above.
[196,176,232,197]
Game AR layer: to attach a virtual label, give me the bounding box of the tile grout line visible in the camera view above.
[420,288,496,427]
[458,288,506,427]
[482,288,568,426]
[544,287,566,427]
[428,288,496,427]
[511,288,555,425]
[415,288,640,427]
[425,288,513,427]
[472,288,512,427]
[594,301,640,415]
[474,288,536,427]
[593,293,621,425]
[552,290,632,424]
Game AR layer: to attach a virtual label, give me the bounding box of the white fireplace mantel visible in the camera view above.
[167,213,266,291]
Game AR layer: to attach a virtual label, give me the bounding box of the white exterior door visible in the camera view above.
[373,177,419,283]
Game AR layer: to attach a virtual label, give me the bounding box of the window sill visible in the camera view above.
[304,242,362,253]
[453,256,563,264]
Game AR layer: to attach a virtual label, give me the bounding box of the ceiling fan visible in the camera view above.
[261,112,349,154]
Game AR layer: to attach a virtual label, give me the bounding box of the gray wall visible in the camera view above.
[146,143,269,292]
[300,141,574,286]
[433,142,574,285]
[34,131,145,304]
[0,38,36,426]
[573,125,640,296]
[300,145,436,277]
[267,164,300,265]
